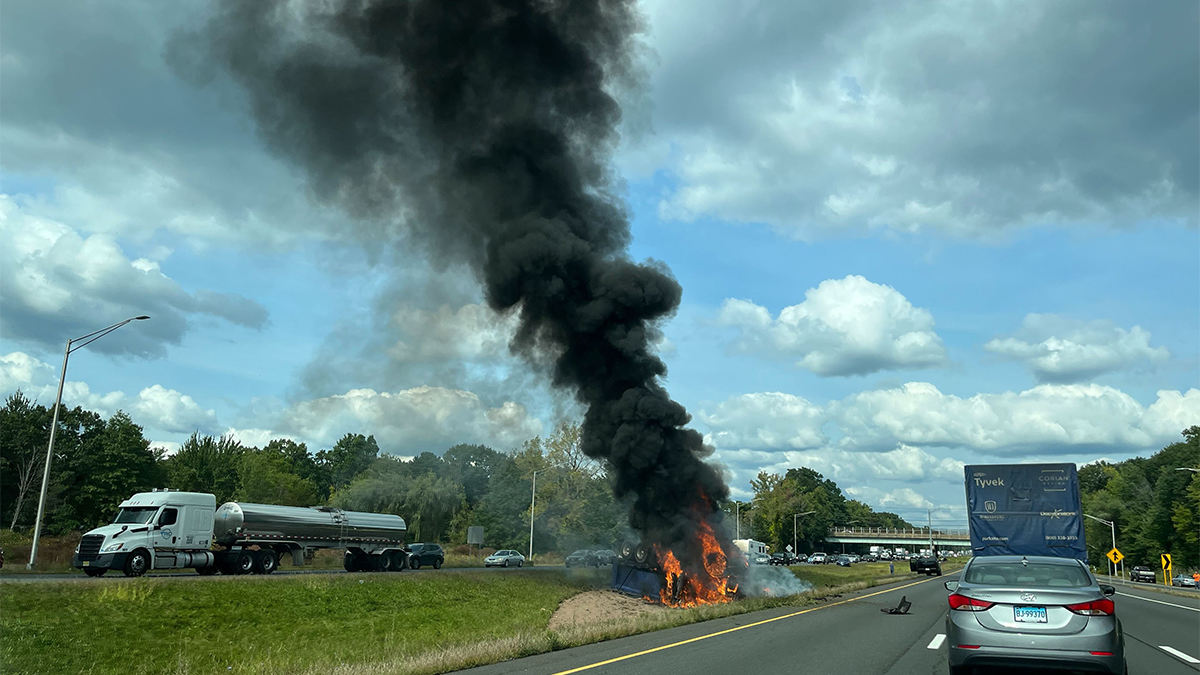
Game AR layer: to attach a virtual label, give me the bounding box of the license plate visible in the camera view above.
[1014,606,1047,623]
[81,561,89,566]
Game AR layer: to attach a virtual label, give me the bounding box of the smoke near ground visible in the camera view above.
[740,565,816,598]
[184,0,731,565]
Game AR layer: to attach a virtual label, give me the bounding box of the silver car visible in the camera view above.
[484,550,525,567]
[945,555,1124,675]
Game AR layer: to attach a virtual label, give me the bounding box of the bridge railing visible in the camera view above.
[828,526,970,541]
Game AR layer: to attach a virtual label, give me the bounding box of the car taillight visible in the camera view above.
[948,593,994,612]
[1065,598,1114,616]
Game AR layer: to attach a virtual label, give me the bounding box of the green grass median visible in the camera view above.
[1,569,605,675]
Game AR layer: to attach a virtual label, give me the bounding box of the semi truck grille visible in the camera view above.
[78,534,104,561]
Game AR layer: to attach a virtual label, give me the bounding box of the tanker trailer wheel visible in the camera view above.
[343,552,357,572]
[123,549,150,577]
[84,568,106,577]
[391,551,406,571]
[233,551,255,575]
[254,550,278,575]
[377,553,393,572]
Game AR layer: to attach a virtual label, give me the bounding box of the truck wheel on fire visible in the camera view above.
[72,489,408,576]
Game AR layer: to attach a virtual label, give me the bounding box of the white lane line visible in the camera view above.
[926,634,946,650]
[1160,646,1200,664]
[1116,592,1200,613]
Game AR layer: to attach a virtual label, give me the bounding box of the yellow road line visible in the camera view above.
[552,575,947,675]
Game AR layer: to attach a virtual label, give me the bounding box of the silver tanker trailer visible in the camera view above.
[72,489,408,577]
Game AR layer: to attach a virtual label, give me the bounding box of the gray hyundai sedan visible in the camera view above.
[945,555,1125,675]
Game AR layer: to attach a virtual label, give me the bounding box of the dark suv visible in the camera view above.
[407,543,445,569]
[565,550,600,567]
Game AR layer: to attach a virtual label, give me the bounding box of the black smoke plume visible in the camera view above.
[190,0,731,570]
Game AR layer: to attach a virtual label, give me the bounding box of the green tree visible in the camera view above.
[319,434,380,490]
[165,433,244,504]
[236,446,319,506]
[0,392,52,530]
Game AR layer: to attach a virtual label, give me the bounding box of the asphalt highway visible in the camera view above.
[460,571,1200,675]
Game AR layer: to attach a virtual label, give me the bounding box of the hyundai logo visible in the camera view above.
[1021,593,1036,602]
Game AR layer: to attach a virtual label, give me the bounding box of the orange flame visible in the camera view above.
[655,520,738,608]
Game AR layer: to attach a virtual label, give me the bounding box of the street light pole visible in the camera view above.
[1084,513,1119,581]
[792,510,815,557]
[27,316,150,569]
[528,470,538,564]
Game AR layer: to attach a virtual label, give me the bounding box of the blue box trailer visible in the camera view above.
[964,463,1088,562]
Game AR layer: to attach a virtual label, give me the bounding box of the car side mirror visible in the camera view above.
[1100,584,1115,596]
[944,581,959,592]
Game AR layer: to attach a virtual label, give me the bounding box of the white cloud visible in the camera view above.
[985,314,1170,382]
[716,275,948,376]
[0,196,268,357]
[700,392,826,450]
[831,382,1200,454]
[279,386,543,453]
[128,385,218,434]
[844,486,935,510]
[638,0,1196,238]
[386,303,518,363]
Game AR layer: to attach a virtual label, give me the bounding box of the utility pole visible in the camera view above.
[27,316,150,569]
[528,470,538,564]
[735,502,740,540]
[928,509,934,556]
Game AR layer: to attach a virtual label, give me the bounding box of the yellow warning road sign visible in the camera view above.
[1161,553,1172,586]
[1106,548,1124,565]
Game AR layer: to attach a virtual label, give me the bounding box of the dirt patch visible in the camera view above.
[549,590,669,631]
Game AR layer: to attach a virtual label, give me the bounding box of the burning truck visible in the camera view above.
[611,511,749,607]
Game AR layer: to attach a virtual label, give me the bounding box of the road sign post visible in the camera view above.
[1161,553,1172,586]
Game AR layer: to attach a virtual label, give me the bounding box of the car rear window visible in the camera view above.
[964,561,1091,588]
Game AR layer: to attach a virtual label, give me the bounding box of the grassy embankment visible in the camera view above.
[1,559,958,675]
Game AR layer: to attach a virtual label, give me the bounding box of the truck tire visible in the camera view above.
[390,551,406,571]
[377,553,394,572]
[344,552,358,572]
[123,549,150,577]
[84,568,106,577]
[233,551,255,575]
[254,550,278,575]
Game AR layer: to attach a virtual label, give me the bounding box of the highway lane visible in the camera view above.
[460,570,1198,675]
[0,563,574,583]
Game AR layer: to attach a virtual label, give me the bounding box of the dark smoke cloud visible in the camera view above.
[185,0,730,557]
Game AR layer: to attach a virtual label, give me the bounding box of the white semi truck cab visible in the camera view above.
[73,488,407,577]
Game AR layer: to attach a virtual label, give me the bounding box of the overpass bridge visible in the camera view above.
[825,526,972,552]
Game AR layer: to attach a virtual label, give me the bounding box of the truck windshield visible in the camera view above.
[114,507,158,524]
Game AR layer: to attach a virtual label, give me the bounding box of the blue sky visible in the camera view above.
[2,0,1197,527]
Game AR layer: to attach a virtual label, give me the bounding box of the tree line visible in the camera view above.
[1079,426,1199,571]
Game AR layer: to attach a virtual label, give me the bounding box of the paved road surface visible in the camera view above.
[459,571,1199,675]
[0,564,572,583]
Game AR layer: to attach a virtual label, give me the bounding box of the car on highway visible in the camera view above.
[769,552,795,566]
[564,549,600,567]
[809,552,828,564]
[834,555,852,567]
[795,552,808,563]
[944,555,1125,675]
[1129,565,1156,583]
[861,554,877,563]
[484,549,526,567]
[593,549,617,566]
[910,553,942,576]
[407,543,445,569]
[1171,574,1197,588]
[752,552,772,565]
